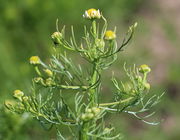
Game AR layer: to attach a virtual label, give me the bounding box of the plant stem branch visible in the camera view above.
[90,63,98,106]
[99,97,133,106]
[58,85,89,90]
[92,20,96,37]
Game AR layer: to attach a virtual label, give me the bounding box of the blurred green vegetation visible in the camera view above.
[0,0,180,139]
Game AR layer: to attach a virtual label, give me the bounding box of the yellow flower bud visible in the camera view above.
[81,113,86,120]
[29,56,41,65]
[86,113,94,120]
[34,77,43,83]
[4,100,17,107]
[22,96,29,102]
[104,30,116,40]
[104,128,111,133]
[5,98,25,113]
[131,89,136,95]
[91,107,100,115]
[144,83,150,90]
[13,90,24,101]
[139,64,151,74]
[135,76,143,82]
[81,113,94,121]
[45,78,55,86]
[83,8,101,19]
[95,39,105,48]
[134,22,138,28]
[44,69,53,77]
[86,108,92,113]
[51,32,62,45]
[124,82,132,92]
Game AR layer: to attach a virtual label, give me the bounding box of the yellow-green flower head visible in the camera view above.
[83,8,101,19]
[29,56,41,65]
[91,107,100,115]
[86,108,92,113]
[86,113,94,120]
[22,96,29,102]
[139,64,151,74]
[81,112,94,121]
[51,32,62,45]
[144,83,151,90]
[81,113,86,120]
[44,69,53,77]
[34,77,43,83]
[131,89,136,95]
[4,99,18,110]
[95,39,105,48]
[135,75,142,82]
[104,30,116,40]
[4,100,17,107]
[104,128,111,134]
[45,78,55,86]
[13,90,24,101]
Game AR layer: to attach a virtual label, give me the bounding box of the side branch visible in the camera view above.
[99,97,133,107]
[58,85,89,90]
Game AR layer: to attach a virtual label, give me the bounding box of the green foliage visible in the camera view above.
[5,9,163,139]
[0,1,148,139]
[0,105,29,140]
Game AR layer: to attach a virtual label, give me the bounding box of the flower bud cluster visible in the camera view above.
[135,75,151,91]
[95,39,105,48]
[29,55,55,87]
[13,90,29,103]
[137,64,151,90]
[4,99,25,114]
[122,65,151,96]
[81,107,101,121]
[10,90,31,112]
[34,77,56,87]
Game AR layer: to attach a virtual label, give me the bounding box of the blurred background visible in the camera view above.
[0,0,180,139]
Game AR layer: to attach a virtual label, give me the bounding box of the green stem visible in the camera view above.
[58,85,89,90]
[143,73,147,83]
[92,20,96,38]
[79,123,88,140]
[90,64,98,106]
[99,97,133,106]
[34,66,42,76]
